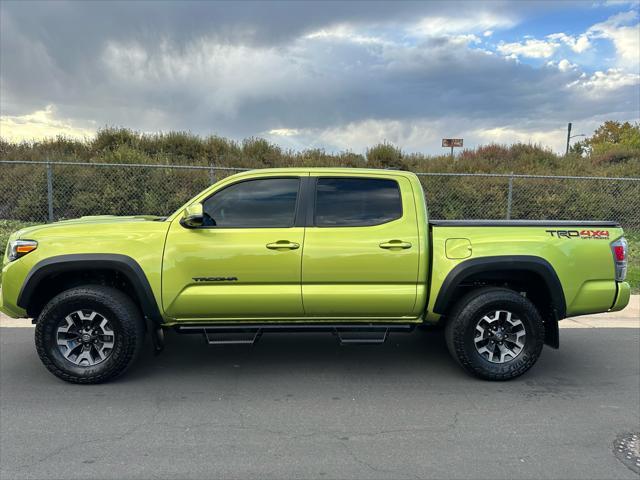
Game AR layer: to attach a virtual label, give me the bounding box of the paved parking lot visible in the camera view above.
[1,299,638,480]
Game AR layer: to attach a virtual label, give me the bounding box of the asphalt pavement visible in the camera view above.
[1,314,639,480]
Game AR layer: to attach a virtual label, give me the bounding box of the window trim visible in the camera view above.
[198,176,303,229]
[311,176,404,228]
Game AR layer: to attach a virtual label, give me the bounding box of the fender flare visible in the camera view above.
[17,254,163,325]
[432,255,566,320]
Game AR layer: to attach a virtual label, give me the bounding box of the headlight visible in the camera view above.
[8,240,38,262]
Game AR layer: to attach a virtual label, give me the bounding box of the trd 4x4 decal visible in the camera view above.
[545,229,609,239]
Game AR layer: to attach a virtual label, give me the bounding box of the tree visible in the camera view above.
[572,121,640,156]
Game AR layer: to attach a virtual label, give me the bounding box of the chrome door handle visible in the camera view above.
[379,240,412,250]
[266,241,300,250]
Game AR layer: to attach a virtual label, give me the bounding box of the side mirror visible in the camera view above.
[180,204,204,229]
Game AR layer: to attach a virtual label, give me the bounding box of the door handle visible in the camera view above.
[266,241,300,250]
[379,240,412,250]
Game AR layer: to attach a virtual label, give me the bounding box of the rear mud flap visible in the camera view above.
[545,315,560,349]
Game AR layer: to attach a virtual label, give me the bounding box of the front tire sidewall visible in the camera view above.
[35,287,143,384]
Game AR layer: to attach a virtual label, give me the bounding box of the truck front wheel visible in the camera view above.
[445,287,544,381]
[35,286,145,384]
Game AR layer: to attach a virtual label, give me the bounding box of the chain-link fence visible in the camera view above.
[1,160,639,228]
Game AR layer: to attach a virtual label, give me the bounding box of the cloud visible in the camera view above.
[493,9,638,75]
[547,32,592,53]
[0,105,95,142]
[497,38,561,59]
[547,59,579,71]
[568,68,640,92]
[264,114,624,155]
[308,119,443,153]
[0,1,638,154]
[409,12,516,37]
[101,39,313,118]
[268,128,301,137]
[304,25,390,45]
[263,117,461,153]
[472,126,565,148]
[558,59,578,71]
[587,10,640,71]
[602,0,640,6]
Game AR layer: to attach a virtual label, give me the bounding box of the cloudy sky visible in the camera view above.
[1,0,638,153]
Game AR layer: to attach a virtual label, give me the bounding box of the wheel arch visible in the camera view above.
[17,254,162,326]
[433,255,565,347]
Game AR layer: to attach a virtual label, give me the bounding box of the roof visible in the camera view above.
[227,167,418,179]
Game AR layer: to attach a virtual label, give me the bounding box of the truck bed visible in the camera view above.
[429,220,620,227]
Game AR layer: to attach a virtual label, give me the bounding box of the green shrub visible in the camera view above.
[0,124,638,226]
[366,143,405,170]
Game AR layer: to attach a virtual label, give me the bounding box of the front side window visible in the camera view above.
[203,178,299,228]
[314,178,402,227]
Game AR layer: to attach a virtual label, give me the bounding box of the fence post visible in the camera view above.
[506,172,513,220]
[208,156,218,184]
[46,161,54,222]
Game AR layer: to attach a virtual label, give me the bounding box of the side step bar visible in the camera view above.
[335,329,388,345]
[174,323,414,346]
[203,329,262,345]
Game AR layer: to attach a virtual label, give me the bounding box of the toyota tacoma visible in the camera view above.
[0,168,630,383]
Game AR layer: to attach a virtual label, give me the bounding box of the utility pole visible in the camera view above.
[565,123,586,155]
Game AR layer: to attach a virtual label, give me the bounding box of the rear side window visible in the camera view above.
[314,178,402,227]
[203,178,299,228]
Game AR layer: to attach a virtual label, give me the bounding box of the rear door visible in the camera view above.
[302,173,420,319]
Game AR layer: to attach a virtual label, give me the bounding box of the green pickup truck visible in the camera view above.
[1,168,631,383]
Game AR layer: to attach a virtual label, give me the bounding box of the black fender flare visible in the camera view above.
[17,254,163,326]
[432,255,567,321]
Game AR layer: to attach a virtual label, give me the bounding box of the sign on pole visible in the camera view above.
[442,138,463,157]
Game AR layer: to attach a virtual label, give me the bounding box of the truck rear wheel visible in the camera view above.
[35,286,145,384]
[445,287,544,381]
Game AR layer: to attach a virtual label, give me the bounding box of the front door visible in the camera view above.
[302,174,420,319]
[163,176,306,320]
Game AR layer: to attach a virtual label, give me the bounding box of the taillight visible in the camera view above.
[610,238,628,282]
[613,245,625,261]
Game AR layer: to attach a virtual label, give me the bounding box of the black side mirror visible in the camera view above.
[180,214,204,229]
[180,205,205,229]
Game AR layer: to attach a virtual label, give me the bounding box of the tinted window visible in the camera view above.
[314,178,402,226]
[203,178,299,228]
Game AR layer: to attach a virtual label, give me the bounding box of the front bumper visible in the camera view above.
[610,282,631,312]
[0,260,29,319]
[0,286,25,318]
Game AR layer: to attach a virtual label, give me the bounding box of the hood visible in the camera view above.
[15,215,166,238]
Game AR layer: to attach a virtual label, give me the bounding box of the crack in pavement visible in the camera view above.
[12,397,164,472]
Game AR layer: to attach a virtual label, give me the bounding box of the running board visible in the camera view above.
[203,329,262,345]
[175,326,263,345]
[335,329,388,345]
[174,323,413,346]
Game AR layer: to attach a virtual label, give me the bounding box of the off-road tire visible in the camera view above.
[445,287,544,381]
[35,286,145,384]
